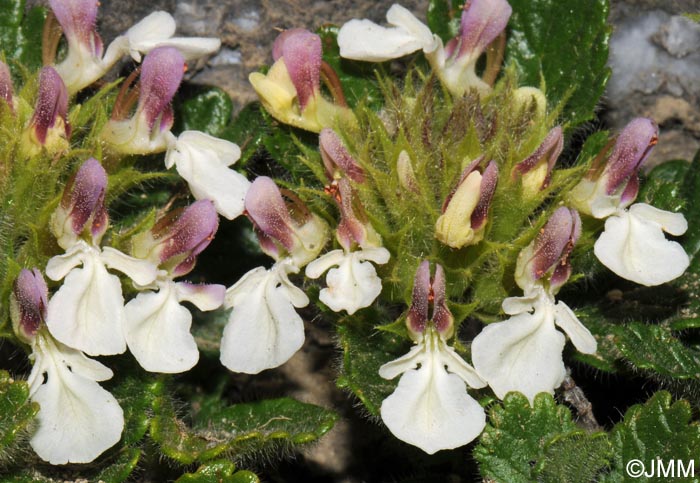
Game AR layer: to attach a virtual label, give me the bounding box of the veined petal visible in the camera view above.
[471,305,566,403]
[594,206,690,286]
[27,333,123,464]
[125,281,199,373]
[380,330,485,454]
[175,282,225,311]
[220,261,308,374]
[101,246,158,286]
[167,131,249,220]
[554,301,597,355]
[46,250,127,356]
[338,5,435,62]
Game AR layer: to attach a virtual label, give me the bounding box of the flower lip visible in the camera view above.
[272,28,321,110]
[32,66,71,145]
[139,46,185,130]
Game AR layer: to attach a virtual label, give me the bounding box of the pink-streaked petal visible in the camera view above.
[49,0,102,53]
[470,160,498,230]
[458,0,512,57]
[431,264,453,336]
[274,29,321,110]
[138,47,184,130]
[175,282,225,311]
[245,176,296,251]
[605,118,658,195]
[11,269,49,341]
[32,67,70,145]
[513,126,563,190]
[319,128,365,182]
[407,260,431,336]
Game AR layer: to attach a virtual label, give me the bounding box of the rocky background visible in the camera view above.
[28,0,700,481]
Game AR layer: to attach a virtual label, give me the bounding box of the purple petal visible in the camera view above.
[470,161,499,230]
[457,0,512,58]
[49,0,103,56]
[275,29,321,110]
[12,268,49,340]
[319,129,365,182]
[32,67,70,145]
[407,261,431,336]
[514,126,563,189]
[244,177,296,251]
[442,156,484,213]
[605,118,658,195]
[62,158,108,237]
[531,207,580,284]
[0,61,14,111]
[158,200,219,267]
[336,179,369,249]
[139,47,184,130]
[431,264,454,337]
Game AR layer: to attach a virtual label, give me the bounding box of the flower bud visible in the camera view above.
[335,178,382,250]
[132,200,219,277]
[397,150,419,193]
[22,67,70,156]
[249,29,354,132]
[435,158,498,248]
[101,47,184,154]
[569,118,658,218]
[245,176,329,268]
[513,126,563,198]
[407,261,454,340]
[51,158,108,249]
[319,128,365,182]
[10,269,49,344]
[0,61,14,112]
[515,207,581,293]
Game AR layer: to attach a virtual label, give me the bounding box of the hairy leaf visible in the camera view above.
[506,0,611,127]
[0,0,46,76]
[0,370,39,460]
[175,460,260,483]
[175,87,234,138]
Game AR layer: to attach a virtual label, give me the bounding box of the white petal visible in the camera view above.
[45,241,90,281]
[169,131,250,220]
[46,251,127,356]
[125,281,199,373]
[380,335,485,454]
[28,335,123,465]
[630,203,688,236]
[175,282,225,311]
[554,302,597,355]
[124,11,176,62]
[594,207,690,286]
[439,343,487,389]
[338,5,435,62]
[501,293,539,315]
[378,342,426,380]
[220,262,308,374]
[101,246,158,286]
[310,250,387,315]
[305,249,346,279]
[471,306,566,403]
[137,37,221,61]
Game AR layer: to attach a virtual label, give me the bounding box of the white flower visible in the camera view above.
[471,288,596,403]
[220,259,309,374]
[165,131,250,220]
[594,203,689,286]
[379,326,487,454]
[305,247,390,315]
[27,331,124,464]
[125,277,224,373]
[46,241,157,356]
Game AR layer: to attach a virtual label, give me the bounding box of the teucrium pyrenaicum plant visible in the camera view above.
[1,0,699,480]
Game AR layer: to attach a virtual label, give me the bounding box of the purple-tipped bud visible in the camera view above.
[30,67,70,146]
[406,261,454,340]
[513,126,563,195]
[133,200,219,277]
[245,176,328,267]
[139,47,184,132]
[319,129,365,183]
[51,158,108,249]
[10,269,49,344]
[456,0,512,59]
[335,178,382,250]
[0,61,14,112]
[604,118,658,201]
[272,29,321,110]
[436,158,499,248]
[49,0,103,58]
[516,207,581,293]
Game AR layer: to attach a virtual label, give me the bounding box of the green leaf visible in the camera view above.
[540,432,611,483]
[219,102,268,167]
[474,392,603,483]
[336,316,409,415]
[175,87,233,137]
[175,460,260,483]
[426,0,461,43]
[505,0,611,127]
[601,391,700,483]
[0,0,46,75]
[638,160,688,213]
[0,370,39,460]
[151,394,337,464]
